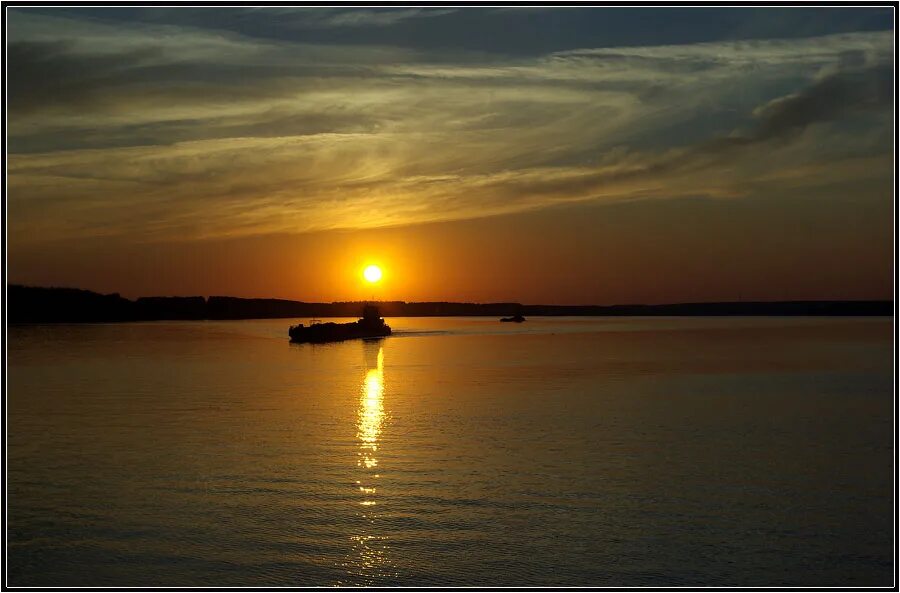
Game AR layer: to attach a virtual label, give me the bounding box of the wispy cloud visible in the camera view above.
[309,8,457,28]
[6,9,893,247]
[236,7,458,29]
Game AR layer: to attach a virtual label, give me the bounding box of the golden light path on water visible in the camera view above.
[345,343,393,584]
[358,347,384,474]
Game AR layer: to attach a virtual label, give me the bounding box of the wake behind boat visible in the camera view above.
[289,304,391,343]
[500,314,526,323]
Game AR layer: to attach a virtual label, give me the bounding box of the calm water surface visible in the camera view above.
[7,317,894,586]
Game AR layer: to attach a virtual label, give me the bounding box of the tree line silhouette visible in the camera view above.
[7,284,892,324]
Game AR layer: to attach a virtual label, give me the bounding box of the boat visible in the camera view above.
[500,314,526,323]
[289,304,392,343]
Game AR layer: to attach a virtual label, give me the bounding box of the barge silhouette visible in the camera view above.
[289,304,391,343]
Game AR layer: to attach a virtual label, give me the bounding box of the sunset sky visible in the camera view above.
[7,7,894,304]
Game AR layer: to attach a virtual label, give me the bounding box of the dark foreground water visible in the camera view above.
[6,317,894,586]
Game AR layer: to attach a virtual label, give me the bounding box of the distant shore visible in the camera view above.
[6,285,892,324]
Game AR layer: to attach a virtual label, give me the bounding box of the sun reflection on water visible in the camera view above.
[342,342,396,584]
[357,347,384,474]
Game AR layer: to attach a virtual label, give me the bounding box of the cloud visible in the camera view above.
[751,63,892,140]
[238,7,456,29]
[5,9,894,246]
[313,8,457,28]
[6,40,164,115]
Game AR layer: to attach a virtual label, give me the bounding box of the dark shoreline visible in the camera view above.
[6,285,893,324]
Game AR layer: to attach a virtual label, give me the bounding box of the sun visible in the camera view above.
[363,265,383,283]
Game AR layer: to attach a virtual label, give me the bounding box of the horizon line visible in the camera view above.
[7,283,894,310]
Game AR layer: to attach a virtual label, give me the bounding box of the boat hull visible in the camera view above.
[289,320,391,343]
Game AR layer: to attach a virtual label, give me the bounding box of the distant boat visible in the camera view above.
[289,305,391,343]
[500,314,526,323]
